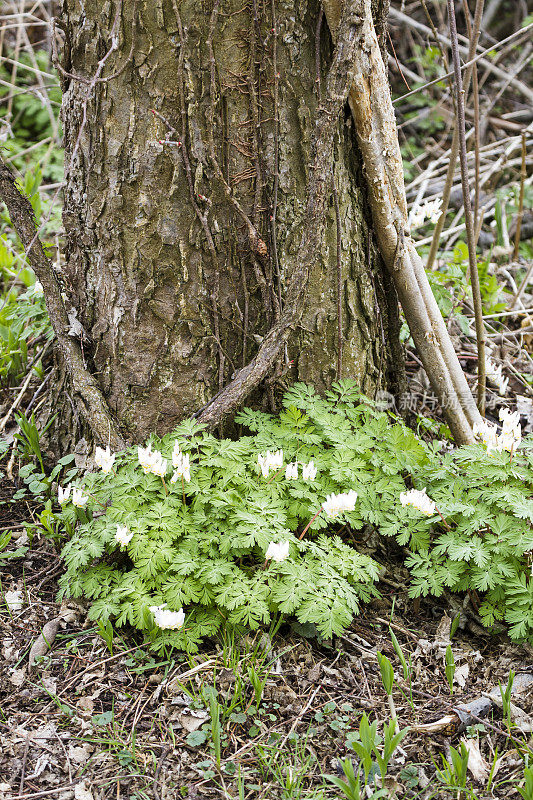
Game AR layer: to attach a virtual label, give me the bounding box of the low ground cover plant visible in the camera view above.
[54,381,533,652]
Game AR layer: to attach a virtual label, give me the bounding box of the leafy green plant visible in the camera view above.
[434,742,470,795]
[50,381,533,651]
[326,757,387,800]
[518,766,533,800]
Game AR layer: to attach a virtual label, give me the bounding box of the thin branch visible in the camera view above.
[447,0,486,415]
[321,0,482,443]
[0,158,124,449]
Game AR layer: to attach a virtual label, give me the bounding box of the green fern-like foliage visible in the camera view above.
[56,381,533,651]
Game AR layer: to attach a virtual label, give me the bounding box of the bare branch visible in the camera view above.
[0,157,125,449]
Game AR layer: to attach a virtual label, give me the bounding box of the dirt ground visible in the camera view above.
[1,483,532,800]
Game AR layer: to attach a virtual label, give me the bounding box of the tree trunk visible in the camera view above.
[57,0,403,443]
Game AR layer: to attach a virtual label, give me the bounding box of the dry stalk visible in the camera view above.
[321,0,481,443]
[447,0,486,415]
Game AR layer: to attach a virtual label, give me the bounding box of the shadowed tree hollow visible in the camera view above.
[53,0,405,443]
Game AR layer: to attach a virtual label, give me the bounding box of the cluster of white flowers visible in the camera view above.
[410,197,442,229]
[285,462,298,480]
[485,357,509,396]
[473,408,522,454]
[94,445,115,473]
[322,490,358,519]
[302,460,318,481]
[170,442,191,483]
[115,524,133,546]
[258,450,284,478]
[138,444,167,477]
[32,280,44,296]
[58,485,89,508]
[149,604,185,630]
[265,540,290,562]
[400,487,436,516]
[258,450,318,482]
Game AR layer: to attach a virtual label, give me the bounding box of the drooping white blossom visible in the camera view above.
[473,419,499,453]
[410,197,442,229]
[138,444,168,476]
[94,445,115,473]
[269,450,284,470]
[150,452,168,478]
[486,357,509,396]
[171,450,191,483]
[257,450,284,478]
[400,487,436,516]
[302,461,318,482]
[32,281,43,296]
[322,490,358,519]
[265,540,290,562]
[71,488,89,508]
[115,524,133,546]
[149,604,185,630]
[258,453,270,478]
[58,485,71,505]
[138,444,154,473]
[499,408,521,436]
[285,462,298,480]
[474,411,522,454]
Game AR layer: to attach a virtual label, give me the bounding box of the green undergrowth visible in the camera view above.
[53,381,533,653]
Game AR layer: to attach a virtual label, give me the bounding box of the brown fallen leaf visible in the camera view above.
[462,737,489,782]
[28,617,61,670]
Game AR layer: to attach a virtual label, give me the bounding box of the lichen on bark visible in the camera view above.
[58,0,403,443]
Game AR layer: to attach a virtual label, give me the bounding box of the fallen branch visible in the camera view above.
[0,157,125,449]
[322,0,482,443]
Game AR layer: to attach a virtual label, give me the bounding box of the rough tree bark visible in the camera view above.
[55,0,403,444]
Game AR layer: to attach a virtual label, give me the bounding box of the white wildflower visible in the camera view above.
[400,487,436,516]
[171,450,191,483]
[269,450,284,470]
[473,419,499,453]
[149,604,185,630]
[322,490,358,519]
[58,485,71,505]
[285,462,298,480]
[71,488,89,508]
[265,540,290,562]
[410,197,442,229]
[486,358,509,396]
[32,281,43,295]
[150,452,168,477]
[302,461,318,481]
[138,444,154,473]
[257,450,284,478]
[94,445,115,473]
[258,453,270,478]
[115,524,133,546]
[499,408,521,436]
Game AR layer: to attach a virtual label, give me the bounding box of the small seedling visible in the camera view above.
[445,645,455,695]
[377,651,398,730]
